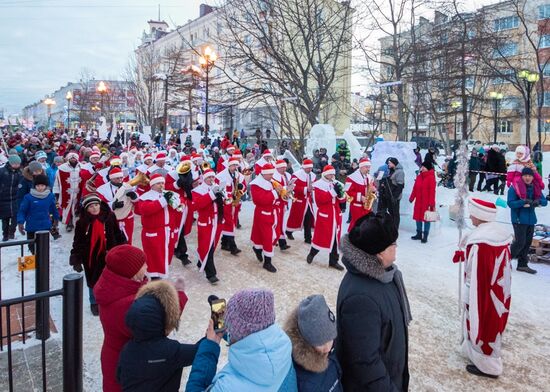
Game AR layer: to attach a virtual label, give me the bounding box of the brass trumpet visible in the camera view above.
[272,180,296,201]
[201,161,211,172]
[128,171,150,187]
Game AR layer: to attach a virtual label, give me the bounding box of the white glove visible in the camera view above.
[211,185,221,194]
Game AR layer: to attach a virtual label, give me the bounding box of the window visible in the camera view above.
[541,35,550,48]
[500,97,520,110]
[542,63,550,77]
[493,42,518,58]
[384,105,392,115]
[498,120,513,133]
[493,69,514,85]
[539,4,550,20]
[465,77,475,89]
[494,16,519,32]
[544,92,550,107]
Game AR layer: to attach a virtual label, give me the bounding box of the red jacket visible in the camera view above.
[409,169,436,222]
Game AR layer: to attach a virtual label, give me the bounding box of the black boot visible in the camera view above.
[229,237,241,255]
[207,275,219,285]
[66,223,74,233]
[285,231,295,240]
[329,255,344,271]
[253,247,263,262]
[179,254,192,266]
[306,248,318,264]
[411,230,422,240]
[466,364,498,379]
[263,256,277,273]
[421,231,428,243]
[278,239,291,251]
[221,235,229,251]
[90,304,99,316]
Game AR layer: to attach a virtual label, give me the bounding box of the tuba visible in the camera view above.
[201,161,211,172]
[176,161,191,175]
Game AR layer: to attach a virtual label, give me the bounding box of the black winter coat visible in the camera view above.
[485,149,506,174]
[0,164,23,218]
[69,202,126,288]
[336,235,409,392]
[117,282,197,392]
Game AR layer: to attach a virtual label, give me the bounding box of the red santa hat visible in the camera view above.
[190,153,201,162]
[180,155,192,164]
[203,169,216,179]
[322,165,335,177]
[232,149,243,159]
[226,145,236,152]
[92,146,100,153]
[143,154,153,161]
[302,159,313,169]
[261,163,275,175]
[66,152,79,161]
[468,198,497,222]
[275,159,287,169]
[359,157,371,168]
[89,151,100,160]
[110,156,122,166]
[228,157,240,166]
[262,149,273,158]
[155,152,167,161]
[149,173,165,186]
[109,167,123,180]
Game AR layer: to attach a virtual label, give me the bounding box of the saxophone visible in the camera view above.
[363,183,377,211]
[231,175,244,206]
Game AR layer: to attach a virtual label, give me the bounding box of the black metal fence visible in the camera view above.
[0,232,83,392]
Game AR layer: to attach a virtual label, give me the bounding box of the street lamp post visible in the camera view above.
[66,91,73,132]
[451,101,461,149]
[489,91,504,144]
[180,64,202,130]
[43,97,56,130]
[199,46,218,140]
[518,70,540,148]
[97,81,108,117]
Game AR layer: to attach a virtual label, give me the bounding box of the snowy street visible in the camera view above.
[2,184,549,391]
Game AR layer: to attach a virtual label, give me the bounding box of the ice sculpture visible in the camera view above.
[305,124,336,158]
[343,128,364,162]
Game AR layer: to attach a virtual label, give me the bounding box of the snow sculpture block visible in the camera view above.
[306,124,336,158]
[343,128,364,162]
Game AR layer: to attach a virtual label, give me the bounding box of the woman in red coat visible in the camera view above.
[409,160,436,243]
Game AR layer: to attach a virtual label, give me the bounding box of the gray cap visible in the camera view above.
[28,161,43,173]
[297,295,337,347]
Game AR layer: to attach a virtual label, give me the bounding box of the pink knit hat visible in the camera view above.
[225,289,275,343]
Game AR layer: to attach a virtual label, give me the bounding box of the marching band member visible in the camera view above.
[192,169,225,284]
[134,173,175,279]
[53,152,81,232]
[250,163,279,273]
[306,165,345,271]
[79,150,101,197]
[148,152,170,176]
[95,167,138,244]
[216,144,236,172]
[134,154,154,194]
[344,157,374,232]
[216,157,245,255]
[272,159,293,250]
[254,149,275,175]
[286,158,316,243]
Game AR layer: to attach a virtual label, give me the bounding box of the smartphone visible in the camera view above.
[211,299,227,333]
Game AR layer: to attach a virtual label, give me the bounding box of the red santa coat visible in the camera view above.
[253,157,271,176]
[216,154,231,173]
[273,171,292,240]
[79,162,96,197]
[286,169,316,231]
[250,176,278,257]
[134,190,172,278]
[96,182,136,245]
[409,169,436,222]
[165,170,195,237]
[192,183,223,270]
[215,168,246,236]
[311,179,344,252]
[461,222,513,376]
[53,162,81,225]
[344,170,374,232]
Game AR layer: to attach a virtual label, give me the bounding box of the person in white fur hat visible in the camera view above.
[455,198,513,379]
[505,145,544,189]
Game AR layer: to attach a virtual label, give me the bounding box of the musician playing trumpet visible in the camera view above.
[272,159,294,251]
[215,157,245,255]
[96,167,138,244]
[344,157,375,232]
[306,165,345,271]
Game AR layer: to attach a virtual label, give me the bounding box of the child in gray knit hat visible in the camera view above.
[284,294,343,392]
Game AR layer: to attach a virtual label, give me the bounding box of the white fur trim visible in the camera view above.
[149,176,165,186]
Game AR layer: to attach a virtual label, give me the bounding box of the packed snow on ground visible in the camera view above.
[2,179,550,391]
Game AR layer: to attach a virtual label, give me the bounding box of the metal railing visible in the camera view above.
[0,273,83,392]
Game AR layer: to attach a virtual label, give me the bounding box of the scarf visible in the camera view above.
[30,188,51,199]
[88,218,106,268]
[513,179,541,200]
[378,264,413,327]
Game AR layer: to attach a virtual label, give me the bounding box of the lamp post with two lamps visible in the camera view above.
[489,91,503,144]
[199,46,217,140]
[518,70,540,148]
[97,81,108,116]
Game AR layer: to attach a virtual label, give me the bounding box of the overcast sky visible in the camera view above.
[0,0,491,115]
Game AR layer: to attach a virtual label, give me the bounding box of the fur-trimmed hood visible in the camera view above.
[340,234,386,280]
[22,166,44,181]
[125,280,181,341]
[284,308,330,373]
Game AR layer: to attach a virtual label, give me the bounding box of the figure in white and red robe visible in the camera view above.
[79,151,101,198]
[148,152,170,177]
[93,156,127,190]
[253,149,274,175]
[134,174,174,279]
[165,155,196,266]
[216,144,235,173]
[250,163,279,273]
[191,152,204,178]
[53,152,81,232]
[95,167,137,244]
[306,165,345,271]
[286,158,316,243]
[344,157,375,232]
[272,159,294,251]
[216,157,245,255]
[192,169,224,284]
[457,198,513,379]
[134,154,154,194]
